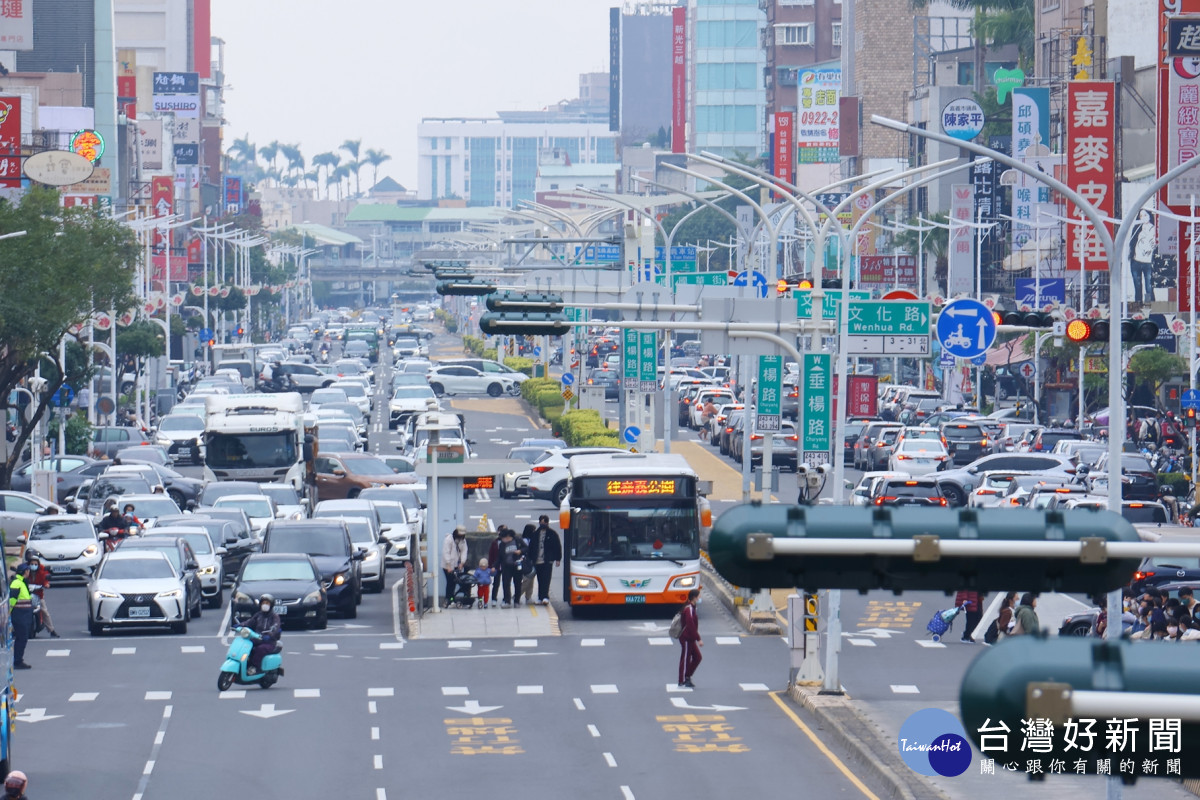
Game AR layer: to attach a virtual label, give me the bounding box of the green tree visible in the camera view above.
[311,152,341,199]
[1128,349,1187,411]
[259,140,281,181]
[655,170,760,273]
[363,148,391,191]
[0,189,139,487]
[341,139,363,196]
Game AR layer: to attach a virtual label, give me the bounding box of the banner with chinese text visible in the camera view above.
[1065,81,1115,271]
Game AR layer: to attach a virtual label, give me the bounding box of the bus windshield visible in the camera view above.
[572,501,699,562]
[207,432,298,470]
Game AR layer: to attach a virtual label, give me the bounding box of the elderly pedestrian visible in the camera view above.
[440,527,468,609]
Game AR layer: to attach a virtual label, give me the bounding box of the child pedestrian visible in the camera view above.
[473,558,492,608]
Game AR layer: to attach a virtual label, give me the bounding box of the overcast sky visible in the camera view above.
[212,0,618,191]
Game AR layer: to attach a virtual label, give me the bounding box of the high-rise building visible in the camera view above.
[763,0,842,146]
[15,0,97,108]
[687,0,766,158]
[611,4,675,146]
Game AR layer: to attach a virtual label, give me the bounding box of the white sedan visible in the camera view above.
[887,439,950,476]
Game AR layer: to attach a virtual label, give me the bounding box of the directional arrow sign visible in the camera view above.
[446,700,503,714]
[845,628,903,639]
[16,708,62,723]
[936,298,996,359]
[669,697,747,712]
[239,703,295,719]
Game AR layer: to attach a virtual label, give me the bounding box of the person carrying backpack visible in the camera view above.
[674,589,703,688]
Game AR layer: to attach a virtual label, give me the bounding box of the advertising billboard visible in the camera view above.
[1065,81,1115,271]
[796,68,840,164]
[0,96,20,188]
[671,6,686,154]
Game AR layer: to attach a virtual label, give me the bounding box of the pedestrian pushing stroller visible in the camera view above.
[926,603,969,642]
[450,570,482,608]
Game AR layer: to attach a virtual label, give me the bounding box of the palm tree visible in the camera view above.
[281,143,305,181]
[341,139,363,196]
[303,170,320,192]
[258,141,280,183]
[228,135,256,168]
[911,0,1033,89]
[330,164,351,202]
[311,151,341,199]
[363,148,392,192]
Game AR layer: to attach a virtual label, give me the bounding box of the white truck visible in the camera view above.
[202,393,310,490]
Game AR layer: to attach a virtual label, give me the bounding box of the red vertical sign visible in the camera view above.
[1065,81,1115,272]
[773,112,793,185]
[193,0,212,79]
[671,6,686,154]
[847,375,878,417]
[0,96,20,188]
[151,175,174,252]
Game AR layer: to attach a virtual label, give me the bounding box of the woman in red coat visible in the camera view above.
[678,589,703,688]
[954,590,982,643]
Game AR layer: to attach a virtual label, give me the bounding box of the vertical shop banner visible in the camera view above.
[1065,81,1115,271]
[0,96,19,188]
[947,184,975,296]
[1160,3,1200,262]
[1011,152,1062,251]
[847,375,878,417]
[773,112,794,185]
[796,68,841,164]
[151,175,174,250]
[0,2,32,50]
[1012,88,1050,158]
[1167,52,1200,207]
[139,120,163,171]
[802,354,831,463]
[223,176,243,215]
[609,7,620,132]
[671,6,686,154]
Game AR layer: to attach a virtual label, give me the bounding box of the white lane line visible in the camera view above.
[621,788,635,800]
[448,640,472,649]
[218,690,246,699]
[368,701,378,714]
[603,752,617,767]
[373,754,383,770]
[442,686,469,696]
[590,685,618,694]
[581,638,605,647]
[144,691,172,701]
[848,639,877,647]
[648,637,672,646]
[154,731,165,745]
[113,647,136,655]
[294,689,321,698]
[890,684,920,694]
[69,693,98,702]
[513,639,537,648]
[143,761,155,775]
[588,724,600,738]
[376,789,387,800]
[916,640,946,649]
[181,645,205,654]
[517,685,542,695]
[313,643,338,651]
[740,683,770,692]
[368,688,394,697]
[380,642,404,650]
[573,698,586,711]
[714,637,740,645]
[371,727,380,740]
[46,649,69,657]
[666,684,691,693]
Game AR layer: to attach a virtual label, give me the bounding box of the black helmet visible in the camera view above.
[258,593,275,606]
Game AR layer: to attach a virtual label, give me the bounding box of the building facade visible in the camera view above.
[687,0,766,158]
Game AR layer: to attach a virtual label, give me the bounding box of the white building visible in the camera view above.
[688,0,767,158]
[416,115,621,208]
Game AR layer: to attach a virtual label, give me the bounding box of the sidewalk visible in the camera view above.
[667,439,782,503]
[410,601,560,639]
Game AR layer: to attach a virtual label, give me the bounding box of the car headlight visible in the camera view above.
[199,565,216,575]
[303,590,323,604]
[233,592,251,604]
[93,589,120,600]
[363,549,379,562]
[156,589,183,599]
[290,511,304,520]
[83,544,99,557]
[669,575,698,590]
[333,572,347,586]
[156,436,172,447]
[573,576,601,590]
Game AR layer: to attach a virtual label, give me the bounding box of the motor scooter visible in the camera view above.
[218,625,284,691]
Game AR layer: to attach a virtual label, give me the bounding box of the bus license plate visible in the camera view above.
[128,606,150,617]
[625,595,646,604]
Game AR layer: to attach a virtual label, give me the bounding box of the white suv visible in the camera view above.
[388,385,440,429]
[427,365,520,397]
[527,446,627,506]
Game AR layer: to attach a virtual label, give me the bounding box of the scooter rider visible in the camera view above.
[241,593,282,674]
[99,500,127,532]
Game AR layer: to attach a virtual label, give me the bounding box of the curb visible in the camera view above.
[700,558,781,636]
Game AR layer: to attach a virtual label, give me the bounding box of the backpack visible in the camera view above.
[982,618,1000,644]
[669,610,684,640]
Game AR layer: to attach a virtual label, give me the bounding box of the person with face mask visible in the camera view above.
[241,593,282,674]
[677,588,703,688]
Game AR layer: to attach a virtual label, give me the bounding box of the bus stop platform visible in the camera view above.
[409,601,561,640]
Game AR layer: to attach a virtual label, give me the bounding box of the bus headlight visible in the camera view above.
[573,576,601,591]
[669,575,698,590]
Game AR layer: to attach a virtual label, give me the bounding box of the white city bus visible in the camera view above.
[559,453,711,609]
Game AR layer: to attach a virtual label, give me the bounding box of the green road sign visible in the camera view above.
[795,289,871,320]
[755,355,783,432]
[846,300,931,335]
[638,331,658,391]
[802,353,831,461]
[622,329,639,390]
[566,307,588,322]
[671,271,727,287]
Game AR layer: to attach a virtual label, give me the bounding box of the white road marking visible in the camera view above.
[666,684,691,693]
[448,640,471,649]
[621,788,635,800]
[371,727,380,740]
[648,637,672,646]
[848,639,877,647]
[916,640,946,649]
[581,638,605,647]
[517,685,542,694]
[294,689,321,698]
[46,649,69,657]
[144,691,172,701]
[368,701,378,714]
[573,698,586,710]
[69,693,98,702]
[368,688,394,697]
[113,647,136,655]
[376,789,386,800]
[513,639,537,648]
[588,724,600,738]
[181,645,205,653]
[380,642,403,650]
[143,761,154,775]
[590,685,618,694]
[373,754,383,769]
[513,514,532,519]
[890,684,920,694]
[740,683,770,692]
[154,731,165,745]
[442,686,469,696]
[714,636,740,645]
[218,690,246,699]
[603,752,617,767]
[313,643,338,651]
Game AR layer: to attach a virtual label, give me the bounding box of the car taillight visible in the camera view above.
[725,428,733,434]
[981,438,989,445]
[788,436,798,441]
[895,455,910,460]
[978,489,997,495]
[531,466,552,474]
[750,435,763,441]
[939,498,948,506]
[1134,571,1154,582]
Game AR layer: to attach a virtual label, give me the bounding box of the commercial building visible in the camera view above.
[611,4,675,146]
[686,0,767,158]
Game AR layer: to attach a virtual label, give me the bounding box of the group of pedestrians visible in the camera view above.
[955,590,1041,644]
[1127,585,1200,640]
[440,516,563,608]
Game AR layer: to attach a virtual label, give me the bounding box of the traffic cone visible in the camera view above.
[477,513,488,532]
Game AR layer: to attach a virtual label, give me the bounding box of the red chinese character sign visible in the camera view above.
[773,112,793,186]
[70,129,104,163]
[1065,81,1115,271]
[0,96,20,188]
[671,6,686,154]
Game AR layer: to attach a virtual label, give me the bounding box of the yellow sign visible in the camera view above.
[1084,356,1108,373]
[1072,37,1093,79]
[561,388,574,401]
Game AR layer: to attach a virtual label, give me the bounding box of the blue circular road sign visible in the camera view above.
[936,299,996,359]
[970,354,987,367]
[561,372,575,386]
[52,385,75,407]
[533,346,542,357]
[622,425,641,444]
[199,327,213,341]
[733,270,769,298]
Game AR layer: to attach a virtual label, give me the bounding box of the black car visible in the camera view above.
[939,421,991,466]
[261,519,365,618]
[115,536,204,620]
[870,478,948,507]
[232,553,328,629]
[1132,550,1200,593]
[585,368,620,399]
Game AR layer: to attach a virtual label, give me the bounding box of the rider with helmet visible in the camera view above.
[241,593,282,674]
[98,499,127,532]
[4,770,27,800]
[23,551,59,639]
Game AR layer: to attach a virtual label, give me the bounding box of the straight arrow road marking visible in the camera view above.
[669,697,746,712]
[239,703,295,719]
[16,708,62,723]
[629,622,667,632]
[446,700,502,714]
[848,628,901,639]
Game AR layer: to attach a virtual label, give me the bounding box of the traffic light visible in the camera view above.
[1065,318,1158,344]
[1000,310,1056,327]
[707,504,1141,594]
[960,637,1200,779]
[478,292,570,336]
[236,326,245,337]
[436,281,495,297]
[1185,407,1197,429]
[776,278,789,296]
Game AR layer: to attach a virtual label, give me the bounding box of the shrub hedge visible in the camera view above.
[557,409,620,447]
